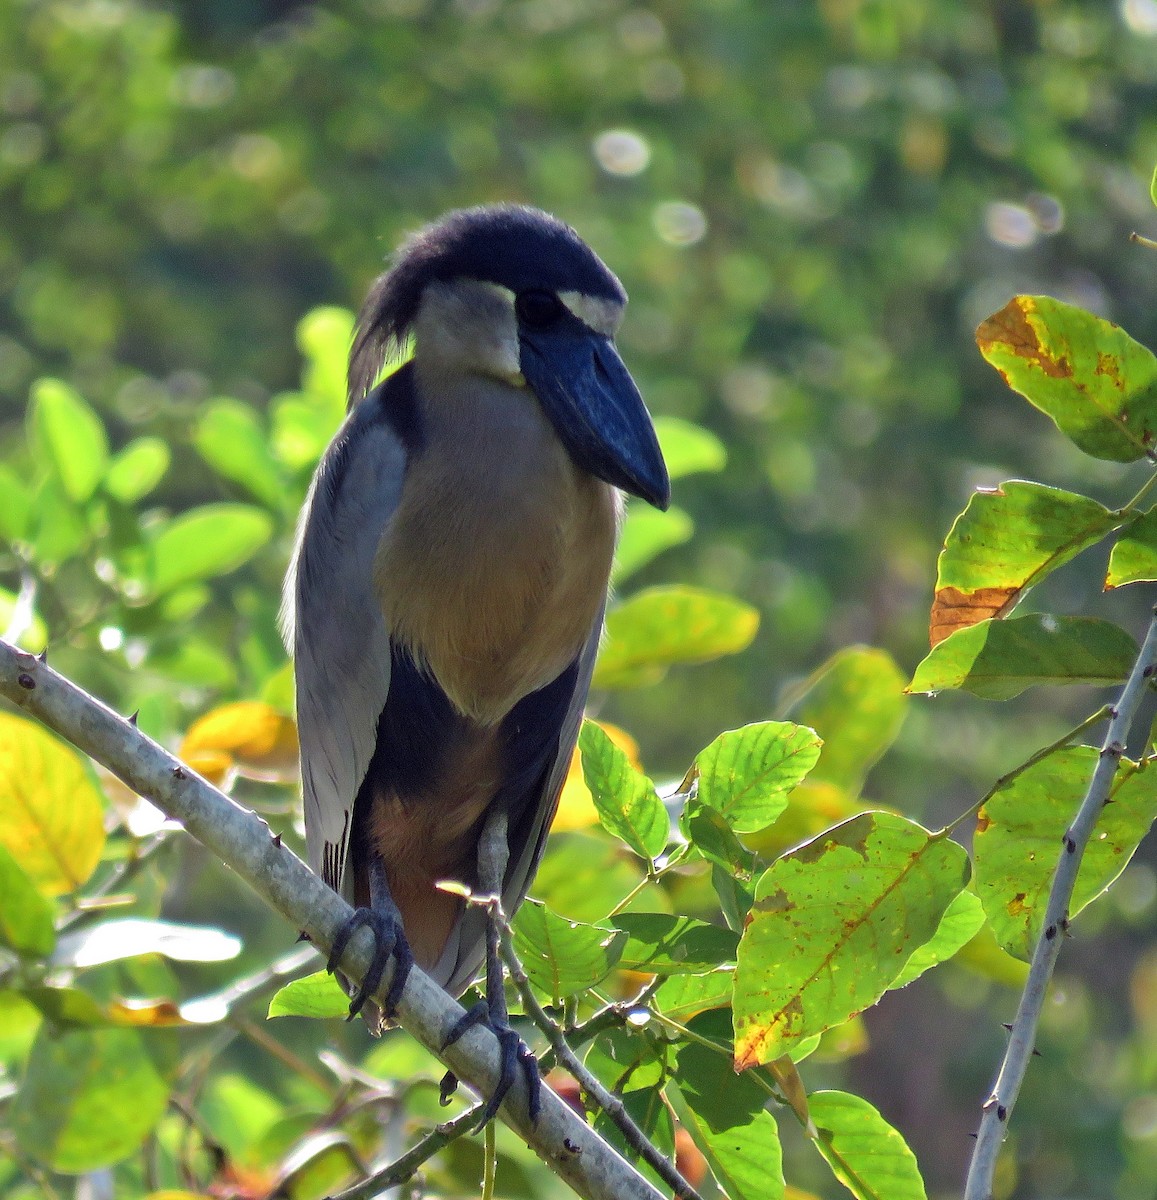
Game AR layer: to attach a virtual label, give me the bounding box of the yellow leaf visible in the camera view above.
[180,701,298,781]
[552,722,641,832]
[0,713,105,894]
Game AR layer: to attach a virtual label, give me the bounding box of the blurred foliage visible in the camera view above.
[3,0,1157,1198]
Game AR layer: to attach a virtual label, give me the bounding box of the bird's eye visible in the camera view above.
[516,290,565,329]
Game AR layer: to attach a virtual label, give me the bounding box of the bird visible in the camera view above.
[282,203,670,1124]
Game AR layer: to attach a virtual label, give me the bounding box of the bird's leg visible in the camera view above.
[441,807,541,1127]
[327,852,414,1021]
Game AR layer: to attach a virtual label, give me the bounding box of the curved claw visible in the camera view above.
[327,905,414,1020]
[442,1003,541,1127]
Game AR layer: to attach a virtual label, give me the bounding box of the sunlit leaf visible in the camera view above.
[595,586,759,689]
[534,831,656,924]
[53,919,241,969]
[30,478,87,564]
[976,296,1157,463]
[104,437,170,503]
[653,416,727,479]
[782,647,907,793]
[512,901,625,1002]
[23,986,116,1029]
[733,813,968,1067]
[149,504,273,595]
[0,713,105,895]
[180,701,299,779]
[612,504,694,584]
[0,843,55,958]
[0,465,32,541]
[692,721,822,834]
[12,1026,176,1172]
[298,306,354,418]
[1107,507,1157,588]
[889,889,986,989]
[194,398,284,509]
[974,748,1157,959]
[270,392,338,470]
[30,378,109,503]
[907,615,1137,700]
[616,913,738,975]
[810,1091,927,1200]
[554,722,639,832]
[930,482,1118,645]
[268,971,350,1020]
[578,720,669,863]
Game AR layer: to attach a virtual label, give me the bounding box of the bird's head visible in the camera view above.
[349,204,670,511]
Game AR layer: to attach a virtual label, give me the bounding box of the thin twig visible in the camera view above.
[330,1102,484,1200]
[942,705,1112,836]
[492,900,705,1200]
[0,639,663,1200]
[963,607,1157,1200]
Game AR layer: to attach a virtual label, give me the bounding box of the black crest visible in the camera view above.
[348,204,626,403]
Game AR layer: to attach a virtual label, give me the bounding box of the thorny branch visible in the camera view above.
[963,606,1157,1200]
[0,639,666,1200]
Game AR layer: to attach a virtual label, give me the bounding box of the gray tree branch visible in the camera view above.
[963,606,1157,1200]
[0,639,665,1200]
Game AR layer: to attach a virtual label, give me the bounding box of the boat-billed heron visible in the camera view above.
[283,204,670,1122]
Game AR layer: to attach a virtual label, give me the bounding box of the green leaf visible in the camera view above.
[693,721,822,833]
[0,844,55,958]
[889,889,986,989]
[29,478,87,564]
[194,398,285,509]
[682,798,756,874]
[976,296,1157,463]
[298,306,354,419]
[733,812,969,1067]
[907,615,1138,700]
[30,378,109,503]
[268,971,350,1020]
[149,504,273,595]
[810,1091,927,1200]
[930,482,1118,644]
[783,647,907,792]
[533,831,653,924]
[22,986,115,1029]
[616,913,738,975]
[0,713,106,895]
[672,1013,784,1200]
[104,437,170,504]
[594,586,760,689]
[270,392,339,471]
[612,504,693,584]
[974,748,1157,959]
[653,415,727,479]
[1107,507,1157,588]
[0,466,32,541]
[511,900,625,1002]
[1151,163,1157,209]
[12,1026,176,1172]
[579,721,669,863]
[653,969,735,1022]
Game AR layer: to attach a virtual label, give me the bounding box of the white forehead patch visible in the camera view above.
[559,291,623,336]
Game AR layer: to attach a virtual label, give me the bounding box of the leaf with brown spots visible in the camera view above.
[974,747,1157,959]
[977,296,1157,462]
[930,481,1120,645]
[732,812,968,1069]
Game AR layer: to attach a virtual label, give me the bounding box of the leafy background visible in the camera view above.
[2,1,1157,1197]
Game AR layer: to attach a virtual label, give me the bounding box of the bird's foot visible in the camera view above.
[327,905,413,1021]
[441,999,541,1128]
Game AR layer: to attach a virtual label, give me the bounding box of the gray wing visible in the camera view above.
[436,612,604,995]
[282,396,405,904]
